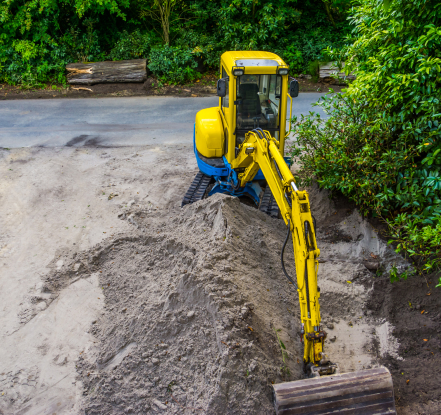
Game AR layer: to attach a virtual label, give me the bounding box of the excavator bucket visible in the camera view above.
[273,367,396,414]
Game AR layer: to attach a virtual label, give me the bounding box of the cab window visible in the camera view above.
[235,74,281,144]
[221,66,229,121]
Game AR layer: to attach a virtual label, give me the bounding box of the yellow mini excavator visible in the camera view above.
[182,51,396,414]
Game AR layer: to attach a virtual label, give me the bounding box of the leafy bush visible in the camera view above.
[215,0,301,50]
[60,20,104,63]
[290,0,441,282]
[175,29,220,69]
[109,30,152,61]
[388,215,441,278]
[0,0,125,85]
[287,27,348,73]
[282,45,303,75]
[0,0,351,85]
[148,45,199,84]
[290,94,424,214]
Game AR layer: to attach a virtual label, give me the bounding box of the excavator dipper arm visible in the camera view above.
[232,129,397,414]
[232,128,330,372]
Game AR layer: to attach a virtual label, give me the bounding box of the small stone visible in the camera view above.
[36,302,47,311]
[152,399,167,410]
[152,358,160,365]
[187,311,195,318]
[249,360,257,372]
[326,323,334,330]
[330,336,337,343]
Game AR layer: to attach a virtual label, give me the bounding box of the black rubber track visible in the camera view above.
[181,172,214,207]
[182,174,280,220]
[259,186,280,218]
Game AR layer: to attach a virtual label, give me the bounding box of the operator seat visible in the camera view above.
[237,83,267,129]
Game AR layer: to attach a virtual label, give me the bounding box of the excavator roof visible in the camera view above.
[220,51,287,71]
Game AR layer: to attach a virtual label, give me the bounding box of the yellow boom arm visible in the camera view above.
[232,129,334,373]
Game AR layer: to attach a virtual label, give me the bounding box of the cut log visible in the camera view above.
[66,59,147,85]
[273,367,396,415]
[319,61,356,81]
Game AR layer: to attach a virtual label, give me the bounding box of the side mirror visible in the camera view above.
[289,79,299,98]
[217,78,227,97]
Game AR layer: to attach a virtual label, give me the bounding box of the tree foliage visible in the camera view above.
[290,0,441,280]
[0,0,351,85]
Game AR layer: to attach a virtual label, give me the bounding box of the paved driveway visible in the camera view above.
[0,94,327,148]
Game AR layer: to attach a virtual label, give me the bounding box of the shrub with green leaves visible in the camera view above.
[109,30,152,61]
[175,29,220,69]
[289,0,441,282]
[0,0,352,85]
[0,0,126,85]
[282,45,303,75]
[148,45,199,84]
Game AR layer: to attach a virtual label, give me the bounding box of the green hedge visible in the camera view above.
[0,0,351,86]
[290,0,441,283]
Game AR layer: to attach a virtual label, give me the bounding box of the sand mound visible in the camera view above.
[35,192,410,414]
[40,195,300,414]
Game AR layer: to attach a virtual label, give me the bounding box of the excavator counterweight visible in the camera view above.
[182,51,396,414]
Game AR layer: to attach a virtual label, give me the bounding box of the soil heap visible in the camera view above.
[39,192,439,414]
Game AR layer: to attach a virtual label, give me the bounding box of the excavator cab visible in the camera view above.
[184,51,297,211]
[182,52,397,414]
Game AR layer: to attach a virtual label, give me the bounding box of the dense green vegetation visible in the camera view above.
[290,0,441,283]
[0,0,351,86]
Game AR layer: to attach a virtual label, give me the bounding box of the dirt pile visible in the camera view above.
[43,195,302,414]
[34,189,416,414]
[1,146,440,414]
[368,274,441,413]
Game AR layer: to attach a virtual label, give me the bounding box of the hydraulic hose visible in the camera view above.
[281,219,298,289]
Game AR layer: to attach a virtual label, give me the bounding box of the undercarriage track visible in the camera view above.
[259,186,280,218]
[181,172,214,207]
[182,173,281,220]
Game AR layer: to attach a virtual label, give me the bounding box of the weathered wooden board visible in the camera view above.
[66,59,147,85]
[320,61,356,81]
[273,367,396,414]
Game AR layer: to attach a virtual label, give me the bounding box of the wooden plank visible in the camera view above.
[273,367,396,415]
[66,59,147,85]
[319,61,356,80]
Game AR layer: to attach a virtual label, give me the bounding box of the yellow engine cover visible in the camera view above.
[195,107,224,158]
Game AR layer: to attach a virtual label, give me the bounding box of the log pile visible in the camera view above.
[66,59,147,85]
[319,61,356,81]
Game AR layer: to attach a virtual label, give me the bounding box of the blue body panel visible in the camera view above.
[193,125,291,205]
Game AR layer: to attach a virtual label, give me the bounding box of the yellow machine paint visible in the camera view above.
[234,129,324,367]
[195,51,290,164]
[194,51,324,367]
[195,107,224,158]
[189,51,396,414]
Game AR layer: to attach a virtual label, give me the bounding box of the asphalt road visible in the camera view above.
[0,94,326,148]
